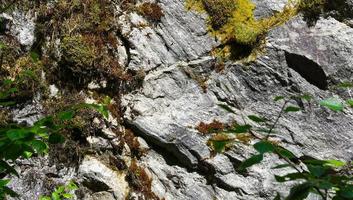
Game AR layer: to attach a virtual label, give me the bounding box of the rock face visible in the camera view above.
[122,0,353,199]
[3,0,353,200]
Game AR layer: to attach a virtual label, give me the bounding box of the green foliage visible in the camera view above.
[319,98,344,111]
[208,94,353,199]
[186,0,299,59]
[39,181,78,200]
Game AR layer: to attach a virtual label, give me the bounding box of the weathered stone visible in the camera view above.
[78,156,129,200]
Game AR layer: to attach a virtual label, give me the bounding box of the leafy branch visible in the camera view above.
[211,93,353,200]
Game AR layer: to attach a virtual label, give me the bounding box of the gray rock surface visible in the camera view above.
[3,0,353,200]
[78,156,129,200]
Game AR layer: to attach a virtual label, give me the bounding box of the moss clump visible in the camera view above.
[0,54,47,104]
[35,0,128,89]
[60,35,96,70]
[186,0,299,60]
[138,2,164,21]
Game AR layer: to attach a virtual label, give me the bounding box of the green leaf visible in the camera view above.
[31,140,48,154]
[232,124,251,133]
[299,94,313,101]
[248,115,266,123]
[339,185,353,198]
[211,140,229,153]
[275,146,296,159]
[254,141,275,154]
[285,182,312,200]
[49,133,65,144]
[4,143,23,160]
[52,191,61,200]
[62,193,74,198]
[239,154,263,171]
[218,104,236,114]
[313,180,333,190]
[22,151,33,159]
[336,81,353,88]
[66,181,78,191]
[346,99,353,108]
[0,179,10,187]
[6,129,33,141]
[274,96,285,102]
[320,98,344,112]
[284,106,301,113]
[0,160,18,177]
[58,111,75,121]
[2,186,19,197]
[56,185,65,193]
[324,159,346,167]
[307,165,326,177]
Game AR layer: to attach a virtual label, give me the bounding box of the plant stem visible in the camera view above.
[266,100,288,140]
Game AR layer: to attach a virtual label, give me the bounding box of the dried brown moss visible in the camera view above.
[138,2,164,21]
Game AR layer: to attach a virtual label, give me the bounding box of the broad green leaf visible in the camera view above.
[254,141,275,154]
[248,115,266,123]
[284,106,300,113]
[339,185,353,198]
[55,185,65,193]
[307,165,326,177]
[49,133,65,144]
[3,186,19,197]
[239,154,263,170]
[6,129,33,141]
[31,140,48,153]
[52,191,61,200]
[232,124,251,133]
[285,182,312,200]
[275,146,296,159]
[218,104,236,114]
[22,151,33,159]
[67,181,79,190]
[324,159,346,167]
[274,96,285,102]
[320,98,344,112]
[0,179,10,187]
[211,140,229,153]
[312,180,333,190]
[4,143,23,160]
[0,160,18,177]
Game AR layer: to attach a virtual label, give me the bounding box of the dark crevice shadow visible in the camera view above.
[285,52,328,90]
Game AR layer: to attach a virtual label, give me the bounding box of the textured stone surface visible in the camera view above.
[4,0,353,200]
[78,156,129,200]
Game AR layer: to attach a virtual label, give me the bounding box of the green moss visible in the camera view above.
[60,35,96,69]
[186,0,300,60]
